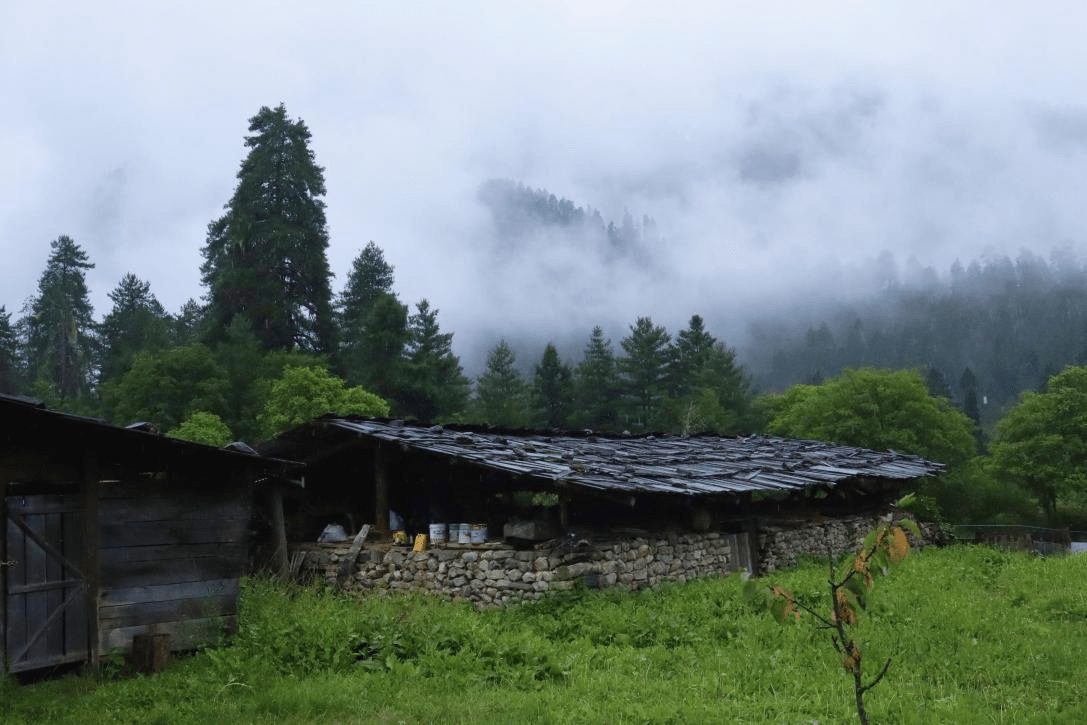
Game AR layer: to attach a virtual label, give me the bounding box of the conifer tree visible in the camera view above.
[670,315,752,434]
[0,306,20,394]
[472,339,528,427]
[173,299,206,346]
[673,314,717,398]
[350,293,409,400]
[572,326,620,430]
[337,242,407,395]
[23,235,96,406]
[201,104,335,354]
[98,273,170,384]
[531,343,574,429]
[337,241,395,332]
[399,299,469,421]
[618,316,674,431]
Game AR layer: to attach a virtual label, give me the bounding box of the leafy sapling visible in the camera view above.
[744,518,922,725]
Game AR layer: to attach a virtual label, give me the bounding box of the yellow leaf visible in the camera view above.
[888,526,909,564]
[835,589,858,625]
[842,642,862,672]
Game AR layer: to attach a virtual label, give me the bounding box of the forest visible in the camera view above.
[2,104,1086,529]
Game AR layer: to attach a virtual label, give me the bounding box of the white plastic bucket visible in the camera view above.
[470,523,488,544]
[429,523,446,543]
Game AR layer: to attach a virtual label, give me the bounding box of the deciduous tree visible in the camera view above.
[100,344,229,432]
[258,365,388,439]
[990,365,1087,519]
[168,411,234,447]
[762,368,976,468]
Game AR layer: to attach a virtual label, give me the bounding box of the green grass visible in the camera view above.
[3,545,1086,724]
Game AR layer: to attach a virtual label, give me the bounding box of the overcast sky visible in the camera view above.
[5,2,1087,372]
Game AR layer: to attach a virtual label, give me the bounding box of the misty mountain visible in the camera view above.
[477,178,660,262]
[744,248,1087,426]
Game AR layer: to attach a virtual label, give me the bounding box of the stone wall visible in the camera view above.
[296,530,747,606]
[757,511,942,572]
[294,512,938,606]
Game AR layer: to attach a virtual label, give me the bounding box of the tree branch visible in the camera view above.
[862,657,893,694]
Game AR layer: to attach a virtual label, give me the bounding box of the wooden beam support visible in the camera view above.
[81,452,100,668]
[374,446,390,538]
[1,476,7,673]
[268,484,289,579]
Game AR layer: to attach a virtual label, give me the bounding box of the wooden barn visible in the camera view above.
[258,416,944,570]
[1,394,293,674]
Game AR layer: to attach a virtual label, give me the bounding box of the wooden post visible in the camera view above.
[1,477,7,673]
[81,452,100,668]
[268,484,289,579]
[744,501,761,577]
[374,446,390,539]
[131,633,171,673]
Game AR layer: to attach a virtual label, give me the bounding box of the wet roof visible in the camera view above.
[261,417,944,498]
[0,393,298,477]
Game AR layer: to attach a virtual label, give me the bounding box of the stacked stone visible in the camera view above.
[301,531,737,606]
[294,516,938,604]
[757,512,937,571]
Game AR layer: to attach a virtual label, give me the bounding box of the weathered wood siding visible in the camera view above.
[95,478,250,653]
[3,493,88,672]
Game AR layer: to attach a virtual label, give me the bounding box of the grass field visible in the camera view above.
[3,544,1085,724]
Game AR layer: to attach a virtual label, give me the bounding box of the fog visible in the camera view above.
[4,2,1087,375]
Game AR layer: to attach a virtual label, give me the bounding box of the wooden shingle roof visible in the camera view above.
[261,417,944,498]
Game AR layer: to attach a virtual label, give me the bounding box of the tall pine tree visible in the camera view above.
[23,236,96,407]
[669,315,752,434]
[337,241,407,394]
[0,306,20,393]
[572,326,620,430]
[201,104,335,354]
[98,273,170,384]
[531,343,573,429]
[337,241,395,331]
[399,299,469,421]
[618,316,673,432]
[472,339,528,427]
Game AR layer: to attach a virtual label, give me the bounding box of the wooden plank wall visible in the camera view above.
[2,493,88,673]
[96,477,250,654]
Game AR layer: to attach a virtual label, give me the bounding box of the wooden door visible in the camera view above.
[4,494,88,672]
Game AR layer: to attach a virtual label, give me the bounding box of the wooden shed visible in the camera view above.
[1,395,292,674]
[258,416,945,555]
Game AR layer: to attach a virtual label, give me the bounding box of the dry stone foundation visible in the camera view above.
[758,511,942,571]
[297,530,745,606]
[294,511,938,606]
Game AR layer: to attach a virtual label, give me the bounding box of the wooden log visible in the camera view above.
[130,633,171,674]
[336,524,371,584]
[102,616,234,654]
